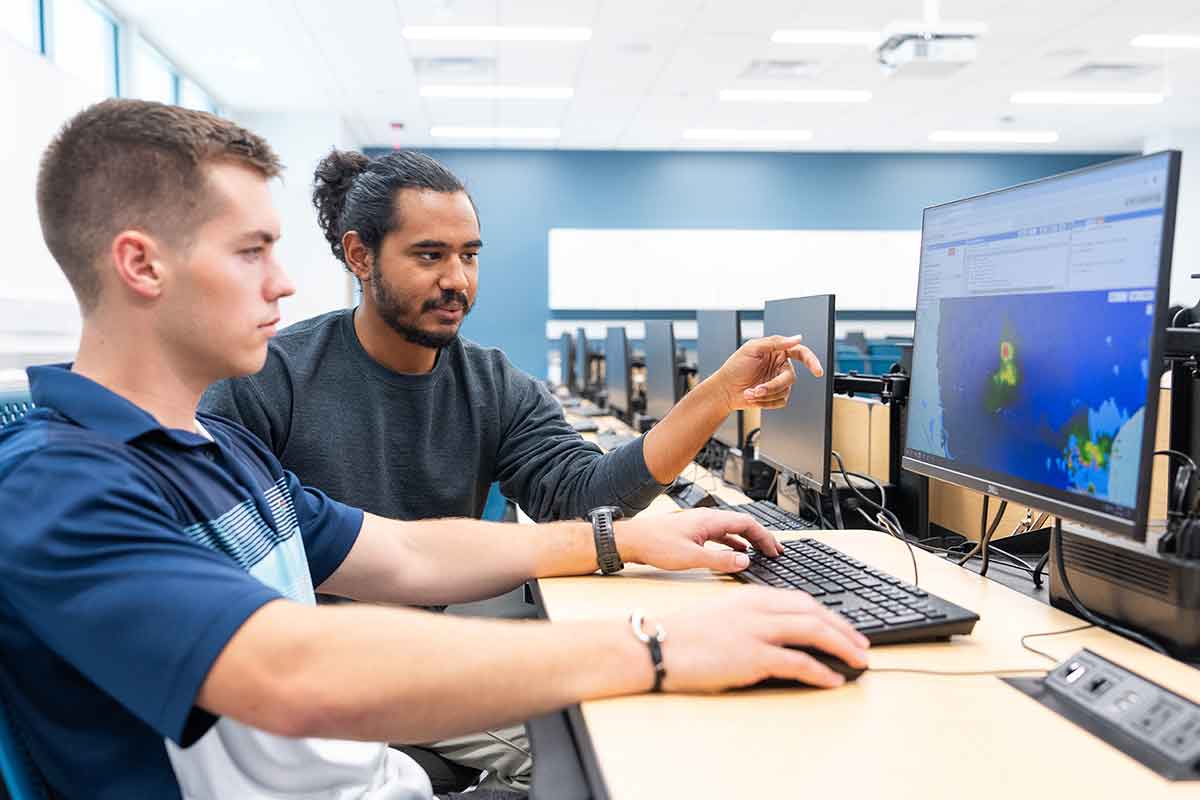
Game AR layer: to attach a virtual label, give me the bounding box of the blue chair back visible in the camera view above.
[0,689,48,800]
[482,482,510,521]
[0,383,51,799]
[835,347,866,374]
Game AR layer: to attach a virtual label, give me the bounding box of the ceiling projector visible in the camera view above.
[876,21,986,77]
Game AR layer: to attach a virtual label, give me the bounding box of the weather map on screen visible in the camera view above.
[930,289,1151,508]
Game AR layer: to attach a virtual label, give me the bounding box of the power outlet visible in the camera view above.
[1039,649,1200,780]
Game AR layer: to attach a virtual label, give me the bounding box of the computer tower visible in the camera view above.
[1049,523,1200,661]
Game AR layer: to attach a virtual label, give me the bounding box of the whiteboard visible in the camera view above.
[548,228,922,311]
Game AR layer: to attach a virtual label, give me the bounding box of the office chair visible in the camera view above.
[0,689,49,800]
[0,384,52,800]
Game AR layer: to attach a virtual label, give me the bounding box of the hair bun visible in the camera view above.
[312,149,371,261]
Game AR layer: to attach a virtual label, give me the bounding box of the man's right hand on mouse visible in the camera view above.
[650,586,870,691]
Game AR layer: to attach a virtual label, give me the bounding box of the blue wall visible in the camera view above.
[366,148,1124,377]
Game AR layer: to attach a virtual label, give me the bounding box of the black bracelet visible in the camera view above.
[629,611,667,692]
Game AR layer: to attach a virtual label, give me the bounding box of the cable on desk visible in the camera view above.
[1020,623,1094,664]
[830,482,845,529]
[1031,551,1050,588]
[1052,517,1169,655]
[956,496,1008,576]
[830,450,919,587]
[869,624,1096,678]
[933,542,1037,578]
[869,666,1047,677]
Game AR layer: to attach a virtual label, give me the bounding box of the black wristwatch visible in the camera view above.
[588,505,625,574]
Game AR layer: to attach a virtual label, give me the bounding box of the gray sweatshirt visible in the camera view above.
[201,309,666,522]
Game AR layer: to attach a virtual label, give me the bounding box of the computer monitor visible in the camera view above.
[605,327,633,418]
[559,332,575,392]
[697,310,743,448]
[759,295,835,493]
[575,327,589,391]
[903,151,1180,540]
[643,321,679,420]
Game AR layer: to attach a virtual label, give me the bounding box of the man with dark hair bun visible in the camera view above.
[1,101,867,800]
[202,146,826,790]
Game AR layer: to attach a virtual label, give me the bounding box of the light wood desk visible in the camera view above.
[535,528,1199,799]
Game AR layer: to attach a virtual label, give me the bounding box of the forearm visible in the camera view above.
[642,377,733,483]
[214,602,653,743]
[401,516,602,604]
[325,513,622,606]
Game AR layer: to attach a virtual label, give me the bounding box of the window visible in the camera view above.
[178,77,214,112]
[131,34,175,103]
[0,0,39,51]
[49,0,118,96]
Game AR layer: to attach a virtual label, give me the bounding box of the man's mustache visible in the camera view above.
[422,292,471,313]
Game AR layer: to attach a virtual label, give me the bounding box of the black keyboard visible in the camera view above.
[595,431,638,451]
[732,500,816,531]
[734,538,979,644]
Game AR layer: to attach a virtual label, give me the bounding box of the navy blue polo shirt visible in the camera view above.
[0,365,362,799]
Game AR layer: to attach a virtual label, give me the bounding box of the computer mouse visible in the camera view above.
[749,646,866,689]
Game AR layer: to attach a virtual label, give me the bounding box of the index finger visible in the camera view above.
[786,344,824,377]
[701,510,782,556]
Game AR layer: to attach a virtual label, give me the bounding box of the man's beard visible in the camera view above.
[370,264,472,349]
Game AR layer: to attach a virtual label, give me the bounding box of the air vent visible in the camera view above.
[412,56,496,80]
[740,59,826,80]
[1062,536,1172,601]
[1066,63,1159,82]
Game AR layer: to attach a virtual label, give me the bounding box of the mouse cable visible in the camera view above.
[867,623,1095,678]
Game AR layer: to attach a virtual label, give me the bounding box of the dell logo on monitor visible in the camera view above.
[986,485,999,495]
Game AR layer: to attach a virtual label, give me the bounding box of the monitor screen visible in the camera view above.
[575,328,589,390]
[559,333,575,392]
[903,152,1179,538]
[643,321,678,420]
[697,310,742,447]
[759,295,835,493]
[605,327,631,416]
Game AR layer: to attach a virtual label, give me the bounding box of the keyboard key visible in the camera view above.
[853,621,884,631]
[880,613,926,626]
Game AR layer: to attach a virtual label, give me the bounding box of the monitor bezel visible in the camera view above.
[759,294,836,494]
[575,328,589,390]
[697,309,744,448]
[901,150,1181,541]
[643,320,679,420]
[560,332,575,392]
[605,327,632,416]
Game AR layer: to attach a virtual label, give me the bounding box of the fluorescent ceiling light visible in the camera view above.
[929,130,1059,144]
[684,128,813,142]
[720,89,872,103]
[1131,34,1200,49]
[420,85,573,100]
[771,29,879,45]
[1011,91,1164,105]
[429,126,561,139]
[401,26,591,42]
